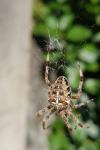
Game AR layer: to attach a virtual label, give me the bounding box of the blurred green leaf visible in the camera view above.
[33,1,49,19]
[85,63,99,72]
[59,14,74,30]
[46,16,58,29]
[96,138,100,149]
[86,4,100,14]
[84,79,99,94]
[66,50,77,62]
[32,23,47,36]
[78,142,97,150]
[49,2,71,14]
[79,44,99,63]
[95,14,100,25]
[93,32,100,42]
[85,121,99,138]
[49,131,69,150]
[72,129,87,144]
[66,66,79,89]
[57,0,67,3]
[33,22,60,37]
[90,0,100,4]
[67,25,92,42]
[68,144,76,150]
[51,118,64,130]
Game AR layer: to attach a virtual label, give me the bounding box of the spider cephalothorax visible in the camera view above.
[36,52,92,131]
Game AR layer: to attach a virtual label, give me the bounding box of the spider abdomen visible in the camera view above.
[48,76,71,109]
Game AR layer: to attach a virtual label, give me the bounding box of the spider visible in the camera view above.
[36,52,92,131]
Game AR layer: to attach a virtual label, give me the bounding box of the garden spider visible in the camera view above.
[36,52,92,131]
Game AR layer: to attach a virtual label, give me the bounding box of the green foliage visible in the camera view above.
[49,130,69,150]
[33,0,100,149]
[67,25,92,42]
[84,79,99,94]
[93,32,100,42]
[79,44,99,63]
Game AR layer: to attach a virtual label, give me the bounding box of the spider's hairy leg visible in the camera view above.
[67,111,78,129]
[67,110,89,129]
[72,100,94,129]
[69,111,85,129]
[74,99,94,109]
[42,107,55,129]
[45,52,51,86]
[35,105,51,118]
[71,113,85,128]
[72,63,84,99]
[59,111,73,131]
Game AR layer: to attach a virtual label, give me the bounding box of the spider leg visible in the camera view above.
[72,114,89,129]
[67,111,89,129]
[74,99,94,109]
[72,63,83,100]
[69,112,85,129]
[71,100,94,129]
[42,107,55,129]
[59,111,73,131]
[35,105,51,118]
[64,109,78,130]
[45,52,51,86]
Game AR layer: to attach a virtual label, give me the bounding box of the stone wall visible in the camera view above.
[0,0,49,150]
[0,0,32,150]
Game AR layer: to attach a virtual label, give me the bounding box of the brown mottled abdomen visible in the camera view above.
[48,76,72,109]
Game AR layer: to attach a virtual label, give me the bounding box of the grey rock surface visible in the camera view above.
[0,0,49,149]
[0,0,31,150]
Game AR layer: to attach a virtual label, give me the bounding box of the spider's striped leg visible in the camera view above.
[67,112,78,129]
[68,112,85,129]
[70,112,90,128]
[72,100,94,129]
[74,99,94,109]
[59,111,73,131]
[42,107,55,129]
[45,52,51,86]
[72,63,83,100]
[35,105,51,118]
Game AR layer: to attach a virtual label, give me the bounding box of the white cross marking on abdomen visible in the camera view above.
[56,91,60,109]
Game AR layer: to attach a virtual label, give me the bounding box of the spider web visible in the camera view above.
[41,18,97,120]
[44,18,97,75]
